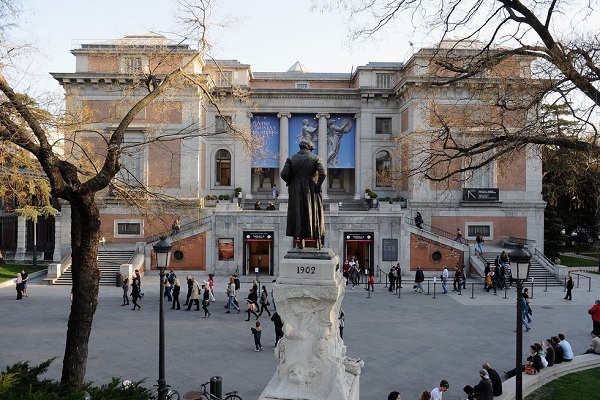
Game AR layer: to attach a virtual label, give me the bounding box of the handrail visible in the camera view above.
[534,248,554,266]
[508,236,536,246]
[404,216,470,245]
[570,272,592,292]
[145,215,212,243]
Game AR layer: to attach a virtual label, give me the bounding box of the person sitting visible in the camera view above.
[583,330,600,355]
[266,201,276,210]
[254,201,262,210]
[505,344,542,378]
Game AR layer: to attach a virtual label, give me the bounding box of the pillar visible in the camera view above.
[353,113,361,200]
[316,113,330,199]
[14,215,26,261]
[278,112,291,200]
[52,212,62,262]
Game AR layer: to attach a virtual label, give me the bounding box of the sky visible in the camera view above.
[9,0,419,96]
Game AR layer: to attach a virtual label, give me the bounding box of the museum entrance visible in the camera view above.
[243,231,273,276]
[343,232,374,275]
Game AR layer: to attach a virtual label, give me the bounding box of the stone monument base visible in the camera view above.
[259,248,363,400]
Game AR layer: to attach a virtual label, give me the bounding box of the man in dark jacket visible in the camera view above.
[482,363,502,397]
[465,369,493,400]
[281,139,326,249]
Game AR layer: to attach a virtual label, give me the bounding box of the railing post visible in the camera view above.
[530,278,534,299]
[432,281,436,299]
[589,276,592,292]
[471,282,475,299]
[503,284,508,299]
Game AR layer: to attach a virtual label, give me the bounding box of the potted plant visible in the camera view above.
[368,190,378,207]
[365,188,372,199]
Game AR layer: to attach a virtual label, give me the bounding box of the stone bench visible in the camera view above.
[497,354,600,400]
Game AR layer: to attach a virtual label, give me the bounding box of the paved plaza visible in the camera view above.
[1,271,599,399]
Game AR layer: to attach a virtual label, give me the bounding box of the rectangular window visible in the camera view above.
[215,71,233,87]
[375,117,392,134]
[115,220,143,238]
[118,132,145,186]
[295,82,309,89]
[376,73,392,89]
[121,57,149,74]
[467,225,491,238]
[215,116,232,134]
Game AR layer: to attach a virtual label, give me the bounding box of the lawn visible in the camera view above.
[525,367,600,399]
[559,255,599,268]
[0,264,47,283]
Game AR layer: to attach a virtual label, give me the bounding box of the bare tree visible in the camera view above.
[316,0,600,180]
[0,0,252,391]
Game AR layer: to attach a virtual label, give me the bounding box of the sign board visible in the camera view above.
[462,188,499,201]
[382,238,398,261]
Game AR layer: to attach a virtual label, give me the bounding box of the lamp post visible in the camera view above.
[509,246,531,400]
[153,236,172,400]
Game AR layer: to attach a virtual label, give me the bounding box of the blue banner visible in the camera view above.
[251,114,280,168]
[289,114,319,156]
[326,114,355,168]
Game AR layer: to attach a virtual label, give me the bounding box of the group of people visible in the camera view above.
[388,264,402,292]
[342,257,361,289]
[121,269,144,310]
[14,269,29,300]
[483,251,512,294]
[254,201,276,210]
[504,333,576,378]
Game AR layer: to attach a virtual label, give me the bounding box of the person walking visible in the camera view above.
[251,321,263,351]
[414,266,425,293]
[245,287,260,321]
[258,286,272,317]
[184,275,193,306]
[226,276,240,313]
[455,228,463,244]
[441,266,449,294]
[523,288,533,323]
[520,295,531,331]
[171,277,181,310]
[338,308,345,339]
[134,270,144,298]
[564,273,573,300]
[388,266,396,292]
[588,299,600,333]
[475,232,484,253]
[121,275,130,306]
[201,283,211,317]
[460,265,467,289]
[453,266,461,292]
[271,311,284,346]
[131,275,141,310]
[208,273,216,302]
[185,277,200,311]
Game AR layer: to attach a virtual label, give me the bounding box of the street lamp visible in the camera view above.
[153,236,172,400]
[509,245,531,400]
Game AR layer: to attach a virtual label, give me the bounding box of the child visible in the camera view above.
[251,321,262,352]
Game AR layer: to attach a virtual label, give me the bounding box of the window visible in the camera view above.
[295,82,309,89]
[118,132,145,186]
[115,220,143,238]
[121,57,149,74]
[375,150,392,187]
[465,155,494,188]
[376,117,392,134]
[215,149,231,186]
[467,225,491,238]
[215,116,232,134]
[376,73,393,89]
[215,71,232,87]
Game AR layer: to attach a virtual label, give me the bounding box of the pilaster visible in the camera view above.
[278,112,291,200]
[316,113,330,199]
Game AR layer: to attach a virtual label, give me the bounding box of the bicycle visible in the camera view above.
[190,381,242,400]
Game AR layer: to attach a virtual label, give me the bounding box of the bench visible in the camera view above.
[497,354,600,400]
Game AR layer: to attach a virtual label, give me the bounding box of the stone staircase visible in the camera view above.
[482,251,562,286]
[54,250,135,286]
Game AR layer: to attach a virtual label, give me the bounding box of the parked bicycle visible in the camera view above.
[192,381,241,400]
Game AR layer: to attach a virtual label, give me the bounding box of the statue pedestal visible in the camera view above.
[259,248,363,400]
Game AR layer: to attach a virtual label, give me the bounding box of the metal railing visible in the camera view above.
[145,215,212,243]
[404,216,470,245]
[569,272,592,292]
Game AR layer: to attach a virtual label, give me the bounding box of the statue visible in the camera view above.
[281,139,326,249]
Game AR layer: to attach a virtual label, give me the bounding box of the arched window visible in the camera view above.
[215,149,231,186]
[375,150,392,187]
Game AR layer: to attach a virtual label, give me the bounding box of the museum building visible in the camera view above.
[3,33,545,278]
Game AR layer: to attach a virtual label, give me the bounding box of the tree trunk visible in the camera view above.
[61,193,101,390]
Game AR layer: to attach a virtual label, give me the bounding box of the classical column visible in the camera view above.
[353,113,361,200]
[278,112,291,200]
[316,113,330,199]
[53,212,62,262]
[246,111,254,200]
[14,215,26,261]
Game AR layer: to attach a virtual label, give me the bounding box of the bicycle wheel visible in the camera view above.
[166,388,180,400]
[224,394,242,400]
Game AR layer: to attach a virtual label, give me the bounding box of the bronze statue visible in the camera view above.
[281,139,326,249]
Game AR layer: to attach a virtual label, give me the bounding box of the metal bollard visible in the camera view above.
[471,283,475,299]
[210,376,222,397]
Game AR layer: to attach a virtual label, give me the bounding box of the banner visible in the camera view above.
[289,114,319,156]
[251,114,280,168]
